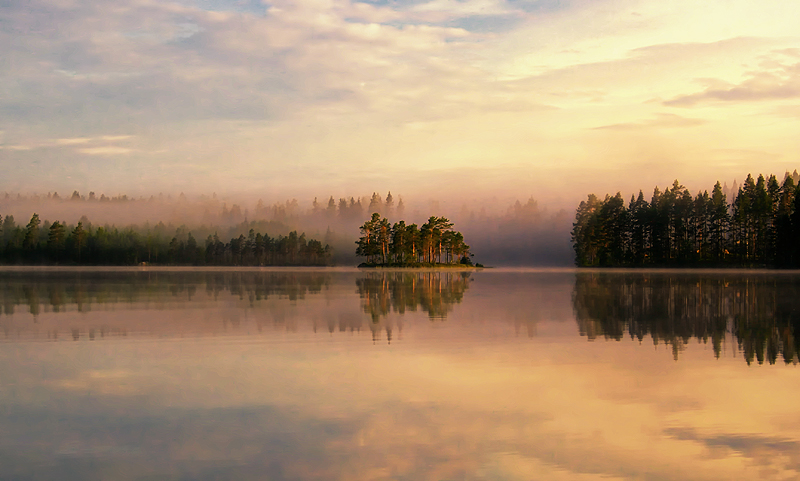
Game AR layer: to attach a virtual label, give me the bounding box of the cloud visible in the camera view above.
[77,146,134,155]
[0,0,487,131]
[665,57,800,107]
[772,104,800,118]
[56,137,92,145]
[664,427,800,471]
[0,134,135,152]
[100,135,134,141]
[2,0,800,200]
[593,113,706,130]
[407,0,521,24]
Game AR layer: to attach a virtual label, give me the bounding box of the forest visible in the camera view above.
[572,171,800,267]
[0,214,330,266]
[355,213,477,267]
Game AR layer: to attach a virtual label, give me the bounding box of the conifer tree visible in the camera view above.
[368,193,383,214]
[385,192,394,217]
[709,182,729,263]
[23,213,40,251]
[47,221,66,260]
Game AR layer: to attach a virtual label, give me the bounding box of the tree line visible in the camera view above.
[355,213,475,266]
[0,213,330,266]
[572,171,800,267]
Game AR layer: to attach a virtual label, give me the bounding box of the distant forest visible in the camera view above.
[0,214,330,266]
[572,170,800,267]
[1,190,574,266]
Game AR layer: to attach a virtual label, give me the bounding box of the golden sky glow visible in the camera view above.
[1,0,799,204]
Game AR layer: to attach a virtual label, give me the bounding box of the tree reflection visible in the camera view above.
[572,272,800,364]
[356,271,472,322]
[0,270,330,313]
[0,270,331,340]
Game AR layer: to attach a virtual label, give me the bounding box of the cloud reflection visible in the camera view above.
[1,269,800,479]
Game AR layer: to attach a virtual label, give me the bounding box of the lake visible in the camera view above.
[1,267,799,480]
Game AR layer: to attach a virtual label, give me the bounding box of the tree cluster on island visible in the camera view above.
[0,213,330,266]
[572,171,800,267]
[355,213,479,267]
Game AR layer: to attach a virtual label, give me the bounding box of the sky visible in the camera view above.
[1,0,799,207]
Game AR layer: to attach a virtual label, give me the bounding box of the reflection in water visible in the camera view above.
[6,268,800,366]
[572,272,800,365]
[1,270,329,314]
[355,271,472,322]
[1,269,476,343]
[2,269,800,480]
[0,270,332,341]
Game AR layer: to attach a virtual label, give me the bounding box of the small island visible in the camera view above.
[355,213,482,267]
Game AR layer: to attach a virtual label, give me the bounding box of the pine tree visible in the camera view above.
[23,213,41,251]
[70,221,86,264]
[368,193,383,214]
[356,213,383,264]
[572,194,602,266]
[709,182,729,263]
[629,191,650,265]
[385,192,394,217]
[47,221,66,260]
[775,176,795,266]
[326,196,336,217]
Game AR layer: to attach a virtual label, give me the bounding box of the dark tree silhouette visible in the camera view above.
[573,170,800,268]
[0,214,331,266]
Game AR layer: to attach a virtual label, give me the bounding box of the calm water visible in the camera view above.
[1,267,799,480]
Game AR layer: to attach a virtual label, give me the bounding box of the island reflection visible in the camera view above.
[5,268,800,366]
[0,269,475,342]
[573,272,800,365]
[356,271,471,322]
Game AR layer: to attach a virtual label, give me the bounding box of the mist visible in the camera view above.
[0,190,575,267]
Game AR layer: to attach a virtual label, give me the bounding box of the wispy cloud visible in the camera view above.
[1,134,135,156]
[100,135,135,141]
[407,0,521,24]
[77,146,135,155]
[56,138,93,145]
[593,113,706,130]
[664,427,800,470]
[665,56,800,107]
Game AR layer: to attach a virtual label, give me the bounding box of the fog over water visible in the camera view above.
[0,191,574,266]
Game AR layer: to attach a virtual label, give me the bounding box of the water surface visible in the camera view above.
[1,268,799,480]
